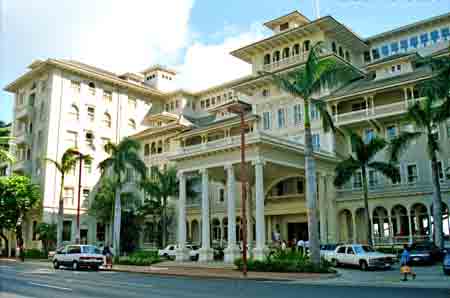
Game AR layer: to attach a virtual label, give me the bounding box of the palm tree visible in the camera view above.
[36,223,57,254]
[43,148,91,247]
[261,41,358,265]
[334,131,400,247]
[388,55,450,249]
[98,138,146,255]
[0,122,14,163]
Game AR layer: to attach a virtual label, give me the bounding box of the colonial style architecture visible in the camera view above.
[3,10,450,260]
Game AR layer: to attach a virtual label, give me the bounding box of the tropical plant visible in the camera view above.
[43,148,92,247]
[36,223,57,254]
[0,122,14,163]
[260,41,359,265]
[98,138,146,255]
[0,175,41,260]
[334,131,400,246]
[388,54,450,249]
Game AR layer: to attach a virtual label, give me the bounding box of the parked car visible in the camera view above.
[329,244,396,271]
[158,244,200,261]
[53,244,103,270]
[409,242,445,264]
[443,252,450,275]
[320,244,338,260]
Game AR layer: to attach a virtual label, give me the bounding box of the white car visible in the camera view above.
[329,244,396,271]
[53,244,104,270]
[158,244,200,261]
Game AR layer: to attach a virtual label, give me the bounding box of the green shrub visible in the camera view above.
[115,250,161,266]
[23,249,47,259]
[234,250,334,273]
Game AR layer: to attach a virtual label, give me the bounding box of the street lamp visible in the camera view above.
[74,150,85,244]
[225,99,252,277]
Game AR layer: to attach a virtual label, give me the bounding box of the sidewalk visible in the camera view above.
[110,261,337,281]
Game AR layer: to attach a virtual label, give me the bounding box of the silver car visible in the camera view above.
[53,245,104,270]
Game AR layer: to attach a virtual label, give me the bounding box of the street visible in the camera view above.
[0,261,449,298]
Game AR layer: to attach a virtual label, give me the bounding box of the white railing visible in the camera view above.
[262,52,309,72]
[179,132,259,155]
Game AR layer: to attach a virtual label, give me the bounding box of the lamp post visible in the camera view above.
[226,99,251,277]
[75,151,84,244]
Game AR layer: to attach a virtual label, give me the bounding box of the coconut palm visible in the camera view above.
[334,131,400,246]
[43,148,91,247]
[98,138,146,255]
[388,55,450,249]
[261,41,358,265]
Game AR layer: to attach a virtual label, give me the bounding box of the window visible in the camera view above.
[69,104,79,121]
[369,170,378,186]
[64,188,74,206]
[332,42,337,53]
[263,111,272,130]
[347,247,355,255]
[351,101,365,112]
[442,27,450,41]
[365,128,375,143]
[87,106,95,122]
[407,164,418,184]
[85,132,94,148]
[280,22,289,31]
[211,97,216,105]
[293,44,300,55]
[66,131,78,148]
[353,172,362,188]
[71,81,81,92]
[381,45,389,57]
[200,101,205,109]
[338,46,344,57]
[310,104,319,120]
[282,47,290,59]
[372,48,380,60]
[63,221,72,242]
[363,51,371,63]
[277,108,286,128]
[128,97,137,109]
[102,112,111,128]
[345,51,351,62]
[219,188,225,202]
[103,90,112,103]
[144,144,150,156]
[386,125,397,140]
[264,54,271,65]
[400,39,408,52]
[390,42,399,54]
[273,51,280,62]
[205,99,210,108]
[337,246,346,254]
[293,104,302,125]
[88,82,96,95]
[430,30,440,43]
[83,189,90,203]
[84,159,92,174]
[128,119,136,130]
[420,33,429,47]
[303,40,310,52]
[409,36,419,48]
[262,89,270,97]
[312,134,320,151]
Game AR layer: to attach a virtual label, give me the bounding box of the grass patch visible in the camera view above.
[23,249,47,259]
[115,250,161,266]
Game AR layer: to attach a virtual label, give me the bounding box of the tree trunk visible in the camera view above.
[113,188,122,256]
[361,166,373,247]
[56,175,65,248]
[162,196,167,248]
[303,100,320,266]
[0,232,9,257]
[16,222,24,262]
[430,153,443,249]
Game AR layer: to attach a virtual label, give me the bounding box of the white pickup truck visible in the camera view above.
[327,244,396,270]
[158,244,200,261]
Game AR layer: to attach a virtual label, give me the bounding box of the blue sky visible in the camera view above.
[1,0,449,123]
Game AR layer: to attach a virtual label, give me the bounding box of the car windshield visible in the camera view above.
[354,245,374,254]
[82,246,100,254]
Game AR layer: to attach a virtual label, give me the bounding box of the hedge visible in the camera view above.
[115,250,161,266]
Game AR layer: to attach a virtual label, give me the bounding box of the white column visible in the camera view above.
[199,168,213,261]
[224,164,239,263]
[326,174,338,243]
[176,171,189,261]
[253,159,267,260]
[318,174,327,243]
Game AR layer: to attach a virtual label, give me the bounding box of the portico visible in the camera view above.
[172,129,338,262]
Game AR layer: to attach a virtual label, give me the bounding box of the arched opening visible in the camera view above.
[267,176,304,197]
[103,112,111,128]
[355,208,368,243]
[338,209,353,243]
[391,204,409,243]
[150,142,156,155]
[303,40,310,52]
[264,54,271,65]
[69,104,79,121]
[345,51,351,62]
[293,44,300,55]
[191,220,199,244]
[88,82,96,94]
[332,42,337,53]
[157,140,163,154]
[410,203,430,242]
[373,206,390,244]
[222,218,228,242]
[282,47,290,59]
[338,46,344,58]
[144,144,150,156]
[212,218,221,243]
[430,202,450,240]
[273,51,280,62]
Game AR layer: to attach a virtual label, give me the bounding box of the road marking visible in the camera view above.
[28,282,73,291]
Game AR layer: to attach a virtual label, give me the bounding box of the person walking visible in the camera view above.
[281,240,287,251]
[103,244,113,269]
[400,245,415,281]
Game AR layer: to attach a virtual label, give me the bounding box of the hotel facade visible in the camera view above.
[2,10,450,260]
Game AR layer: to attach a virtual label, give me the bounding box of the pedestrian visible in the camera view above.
[281,240,287,251]
[297,239,304,255]
[103,243,113,269]
[292,237,297,252]
[400,245,415,281]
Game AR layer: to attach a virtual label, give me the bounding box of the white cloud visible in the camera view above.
[176,23,266,91]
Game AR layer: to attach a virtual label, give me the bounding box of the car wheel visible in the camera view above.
[72,261,79,271]
[360,260,368,271]
[53,260,60,269]
[331,259,339,267]
[163,253,168,259]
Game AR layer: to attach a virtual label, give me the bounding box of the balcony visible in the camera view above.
[14,130,32,145]
[144,152,170,164]
[177,134,250,156]
[262,52,309,72]
[334,98,424,126]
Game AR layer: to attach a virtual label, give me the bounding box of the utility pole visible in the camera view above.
[75,152,83,244]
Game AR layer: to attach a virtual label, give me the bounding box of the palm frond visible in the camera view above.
[406,101,429,129]
[0,149,15,163]
[365,136,387,162]
[427,131,441,155]
[42,158,63,173]
[368,161,401,184]
[258,70,306,98]
[387,131,422,162]
[311,98,335,133]
[432,96,450,124]
[334,155,361,187]
[346,129,365,163]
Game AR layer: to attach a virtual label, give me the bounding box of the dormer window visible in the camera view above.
[280,22,289,31]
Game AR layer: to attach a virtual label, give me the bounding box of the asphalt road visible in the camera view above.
[1,261,449,298]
